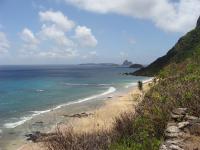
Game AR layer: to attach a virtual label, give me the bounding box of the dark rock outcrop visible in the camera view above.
[122,60,132,66]
[129,64,144,68]
[63,112,94,118]
[133,16,200,76]
[196,16,200,28]
[25,131,56,143]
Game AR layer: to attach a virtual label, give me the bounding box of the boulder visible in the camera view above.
[177,121,190,129]
[185,115,199,121]
[165,132,183,139]
[171,114,184,121]
[160,144,168,150]
[166,126,180,133]
[172,108,187,116]
[169,144,184,150]
[165,139,183,145]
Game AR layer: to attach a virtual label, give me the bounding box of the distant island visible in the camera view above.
[79,63,119,66]
[122,60,144,68]
[79,60,144,68]
[122,60,133,66]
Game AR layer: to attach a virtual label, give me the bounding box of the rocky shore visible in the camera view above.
[160,108,200,150]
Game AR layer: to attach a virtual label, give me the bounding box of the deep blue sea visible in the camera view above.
[0,65,149,131]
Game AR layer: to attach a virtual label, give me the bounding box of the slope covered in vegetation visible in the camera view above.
[43,18,200,150]
[133,17,200,76]
[110,17,200,150]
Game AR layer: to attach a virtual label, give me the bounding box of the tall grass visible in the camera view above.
[43,55,200,150]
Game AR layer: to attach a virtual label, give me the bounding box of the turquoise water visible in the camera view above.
[0,65,149,131]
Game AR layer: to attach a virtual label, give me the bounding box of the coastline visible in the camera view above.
[15,79,152,150]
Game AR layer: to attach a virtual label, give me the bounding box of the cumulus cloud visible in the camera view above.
[65,0,200,33]
[21,28,39,45]
[20,28,40,52]
[82,50,97,59]
[0,32,10,54]
[75,26,98,47]
[38,48,78,58]
[39,10,75,31]
[19,10,97,60]
[39,24,74,46]
[89,51,97,56]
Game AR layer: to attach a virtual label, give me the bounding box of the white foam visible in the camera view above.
[52,86,116,108]
[36,89,45,92]
[3,86,116,129]
[143,77,154,83]
[4,116,32,128]
[125,78,154,88]
[125,82,137,88]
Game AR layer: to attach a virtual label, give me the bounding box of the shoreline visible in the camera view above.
[3,86,116,129]
[17,79,153,150]
[0,78,153,150]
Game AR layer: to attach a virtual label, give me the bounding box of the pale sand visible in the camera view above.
[18,81,152,150]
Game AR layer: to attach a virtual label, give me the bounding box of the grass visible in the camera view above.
[42,25,200,149]
[42,54,200,150]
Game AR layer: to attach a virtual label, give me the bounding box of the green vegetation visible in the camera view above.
[44,17,200,150]
[109,17,200,149]
[133,17,200,76]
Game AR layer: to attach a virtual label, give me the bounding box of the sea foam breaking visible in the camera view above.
[3,86,116,129]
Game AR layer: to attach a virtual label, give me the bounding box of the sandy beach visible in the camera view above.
[15,80,152,150]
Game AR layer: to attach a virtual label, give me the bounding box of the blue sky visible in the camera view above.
[0,0,200,65]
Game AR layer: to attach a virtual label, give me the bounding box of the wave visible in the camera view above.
[125,82,137,88]
[36,89,45,92]
[4,86,116,129]
[143,78,154,83]
[125,77,154,88]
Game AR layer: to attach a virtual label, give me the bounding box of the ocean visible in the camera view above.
[0,65,150,149]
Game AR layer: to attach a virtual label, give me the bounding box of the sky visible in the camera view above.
[0,0,200,65]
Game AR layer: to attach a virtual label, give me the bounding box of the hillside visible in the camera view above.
[41,17,200,150]
[110,17,200,149]
[133,16,200,76]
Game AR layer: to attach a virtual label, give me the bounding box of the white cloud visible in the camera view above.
[89,51,97,56]
[21,28,39,45]
[20,28,39,51]
[65,0,200,33]
[39,24,74,46]
[0,32,10,54]
[75,26,98,47]
[18,10,97,60]
[39,10,75,31]
[38,48,78,58]
[82,50,98,59]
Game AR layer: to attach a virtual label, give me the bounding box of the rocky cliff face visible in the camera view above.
[133,16,200,76]
[122,60,132,66]
[197,16,200,28]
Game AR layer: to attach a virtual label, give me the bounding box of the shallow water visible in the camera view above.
[0,65,150,149]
